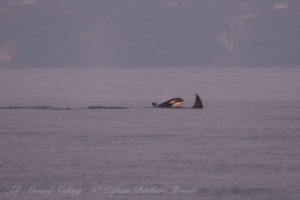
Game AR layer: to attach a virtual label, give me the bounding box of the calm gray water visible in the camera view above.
[0,68,300,200]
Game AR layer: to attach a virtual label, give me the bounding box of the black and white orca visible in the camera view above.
[152,94,203,109]
[151,97,184,108]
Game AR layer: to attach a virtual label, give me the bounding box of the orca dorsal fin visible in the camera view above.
[192,94,203,109]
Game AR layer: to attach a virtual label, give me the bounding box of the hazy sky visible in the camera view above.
[0,0,299,68]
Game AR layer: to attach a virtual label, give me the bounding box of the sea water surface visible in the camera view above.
[0,67,299,200]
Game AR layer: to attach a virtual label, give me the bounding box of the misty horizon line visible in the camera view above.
[1,65,300,69]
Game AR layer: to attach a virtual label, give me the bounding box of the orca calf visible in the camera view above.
[152,97,183,108]
[152,94,203,109]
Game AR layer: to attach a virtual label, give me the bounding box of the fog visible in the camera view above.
[0,0,299,68]
[1,67,299,107]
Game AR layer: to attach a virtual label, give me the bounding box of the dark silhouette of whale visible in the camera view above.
[0,95,203,110]
[152,94,203,109]
[192,94,203,109]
